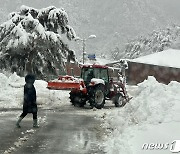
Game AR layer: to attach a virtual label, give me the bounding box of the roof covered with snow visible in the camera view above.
[131,49,180,69]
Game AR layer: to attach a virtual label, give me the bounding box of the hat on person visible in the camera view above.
[25,74,35,83]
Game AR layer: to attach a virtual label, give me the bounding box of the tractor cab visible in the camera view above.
[80,64,111,98]
[81,64,109,86]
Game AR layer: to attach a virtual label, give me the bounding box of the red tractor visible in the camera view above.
[47,64,129,109]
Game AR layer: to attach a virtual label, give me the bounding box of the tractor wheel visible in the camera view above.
[113,93,126,107]
[89,85,105,109]
[69,92,86,107]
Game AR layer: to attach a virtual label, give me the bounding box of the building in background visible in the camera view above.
[127,49,180,84]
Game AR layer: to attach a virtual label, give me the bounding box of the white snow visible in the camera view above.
[20,5,32,13]
[95,58,114,65]
[101,76,180,154]
[66,25,77,39]
[91,78,105,85]
[46,31,58,42]
[49,75,81,83]
[2,5,73,50]
[83,57,115,65]
[131,49,180,68]
[38,6,56,18]
[0,72,180,154]
[48,8,68,21]
[0,72,70,109]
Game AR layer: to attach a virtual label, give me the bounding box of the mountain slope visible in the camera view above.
[60,0,174,57]
[113,25,180,59]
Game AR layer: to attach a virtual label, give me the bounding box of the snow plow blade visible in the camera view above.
[125,96,133,103]
[47,82,81,90]
[47,75,83,90]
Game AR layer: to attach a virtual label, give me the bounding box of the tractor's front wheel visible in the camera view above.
[69,92,86,107]
[89,85,105,109]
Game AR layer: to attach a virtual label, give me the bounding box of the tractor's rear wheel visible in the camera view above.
[113,93,126,107]
[89,85,105,109]
[69,92,86,107]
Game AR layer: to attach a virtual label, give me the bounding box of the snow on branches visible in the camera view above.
[112,25,180,60]
[0,5,76,79]
[1,5,76,48]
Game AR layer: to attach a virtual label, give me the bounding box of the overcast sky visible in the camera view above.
[1,0,180,22]
[154,0,180,22]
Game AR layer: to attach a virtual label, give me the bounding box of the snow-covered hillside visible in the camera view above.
[0,72,180,154]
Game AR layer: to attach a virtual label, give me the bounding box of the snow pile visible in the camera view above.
[103,76,180,154]
[0,73,24,108]
[0,73,8,88]
[0,73,70,109]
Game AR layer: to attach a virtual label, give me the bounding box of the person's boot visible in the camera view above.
[16,117,23,128]
[33,119,39,128]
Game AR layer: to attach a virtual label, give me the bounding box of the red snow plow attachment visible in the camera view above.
[47,75,85,90]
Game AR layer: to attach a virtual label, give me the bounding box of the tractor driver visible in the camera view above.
[86,69,94,85]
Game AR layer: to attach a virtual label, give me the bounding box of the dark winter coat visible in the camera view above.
[23,83,37,113]
[86,70,94,82]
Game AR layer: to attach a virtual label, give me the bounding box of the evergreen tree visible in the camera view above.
[0,5,76,79]
[114,25,180,59]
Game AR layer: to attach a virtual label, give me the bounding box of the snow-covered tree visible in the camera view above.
[0,5,76,79]
[113,25,180,59]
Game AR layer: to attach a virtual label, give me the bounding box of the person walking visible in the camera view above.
[16,74,39,128]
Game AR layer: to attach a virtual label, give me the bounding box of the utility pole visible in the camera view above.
[82,39,86,64]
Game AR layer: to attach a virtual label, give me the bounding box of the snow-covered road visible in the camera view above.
[0,106,106,154]
[1,73,180,154]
